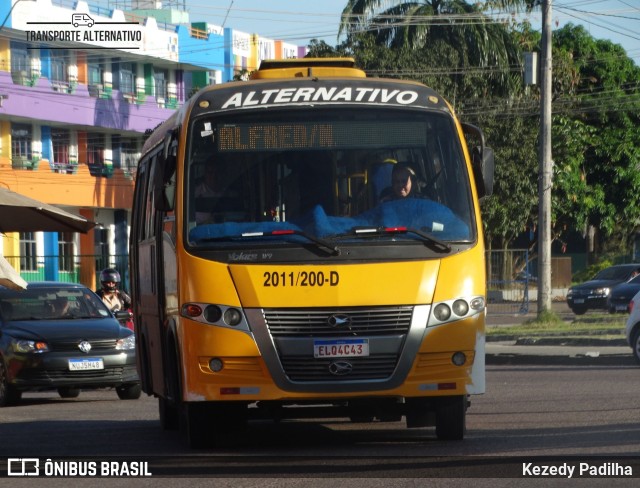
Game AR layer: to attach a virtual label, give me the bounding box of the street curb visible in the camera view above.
[485,353,636,366]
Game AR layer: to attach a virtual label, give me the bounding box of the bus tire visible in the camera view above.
[435,395,466,441]
[159,396,180,430]
[181,402,248,449]
[160,333,182,431]
[181,402,212,449]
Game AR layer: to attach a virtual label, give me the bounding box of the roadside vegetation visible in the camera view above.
[487,312,627,340]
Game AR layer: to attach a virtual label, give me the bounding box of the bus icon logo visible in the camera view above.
[71,13,94,28]
[7,458,40,476]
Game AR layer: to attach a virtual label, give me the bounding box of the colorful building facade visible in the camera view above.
[0,0,307,289]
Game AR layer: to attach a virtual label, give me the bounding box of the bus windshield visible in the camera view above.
[186,108,475,250]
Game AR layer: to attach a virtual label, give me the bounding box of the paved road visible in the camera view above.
[2,364,640,483]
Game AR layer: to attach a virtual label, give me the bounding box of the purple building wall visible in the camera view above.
[0,72,174,134]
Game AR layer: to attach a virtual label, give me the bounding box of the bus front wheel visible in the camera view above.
[181,401,248,449]
[435,395,467,441]
[159,397,180,430]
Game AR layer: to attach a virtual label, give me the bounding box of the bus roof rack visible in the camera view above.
[251,57,366,79]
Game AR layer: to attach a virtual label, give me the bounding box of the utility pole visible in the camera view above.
[538,0,553,315]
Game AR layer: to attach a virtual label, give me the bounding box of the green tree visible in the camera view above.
[338,1,536,95]
[552,24,640,259]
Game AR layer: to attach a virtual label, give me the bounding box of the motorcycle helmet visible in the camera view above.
[100,268,121,292]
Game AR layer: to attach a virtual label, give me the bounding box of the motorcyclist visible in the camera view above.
[96,268,132,313]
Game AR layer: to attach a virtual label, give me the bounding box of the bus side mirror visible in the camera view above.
[154,130,178,212]
[473,146,494,199]
[462,122,494,199]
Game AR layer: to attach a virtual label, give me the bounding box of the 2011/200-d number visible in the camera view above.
[263,270,339,287]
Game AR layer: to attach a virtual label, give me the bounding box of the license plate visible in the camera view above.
[68,358,104,371]
[616,305,627,311]
[573,299,585,304]
[314,339,369,358]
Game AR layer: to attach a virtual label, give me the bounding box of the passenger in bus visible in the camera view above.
[380,163,421,202]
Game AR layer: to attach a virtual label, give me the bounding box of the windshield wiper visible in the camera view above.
[339,226,451,253]
[200,229,340,256]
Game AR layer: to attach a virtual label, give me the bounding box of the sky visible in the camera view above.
[180,0,640,64]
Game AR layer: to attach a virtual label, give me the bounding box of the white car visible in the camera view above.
[625,291,640,364]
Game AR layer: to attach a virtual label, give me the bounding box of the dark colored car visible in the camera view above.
[607,274,640,313]
[566,264,640,315]
[0,282,140,406]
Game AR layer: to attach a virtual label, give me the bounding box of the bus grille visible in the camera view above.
[263,306,413,337]
[280,354,398,381]
[262,306,413,382]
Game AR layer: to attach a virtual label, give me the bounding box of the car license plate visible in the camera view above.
[68,358,104,371]
[574,299,585,304]
[616,305,627,311]
[314,339,369,358]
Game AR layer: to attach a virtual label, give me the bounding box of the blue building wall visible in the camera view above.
[177,25,226,81]
[224,28,234,82]
[41,126,51,161]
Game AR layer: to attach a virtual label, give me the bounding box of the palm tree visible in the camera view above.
[339,1,536,69]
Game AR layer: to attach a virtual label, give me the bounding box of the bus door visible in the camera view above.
[132,152,172,397]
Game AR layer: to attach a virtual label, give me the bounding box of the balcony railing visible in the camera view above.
[11,156,39,170]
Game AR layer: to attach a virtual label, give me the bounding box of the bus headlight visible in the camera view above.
[204,305,222,322]
[452,299,469,316]
[470,297,485,311]
[182,303,250,331]
[433,303,451,321]
[223,308,242,326]
[428,296,485,326]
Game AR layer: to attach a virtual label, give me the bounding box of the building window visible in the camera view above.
[50,50,68,91]
[11,123,32,161]
[95,228,109,270]
[88,61,103,85]
[87,133,105,165]
[58,232,75,272]
[154,69,167,101]
[52,128,70,170]
[121,138,140,176]
[19,232,38,272]
[88,60,104,96]
[120,63,134,95]
[11,47,31,85]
